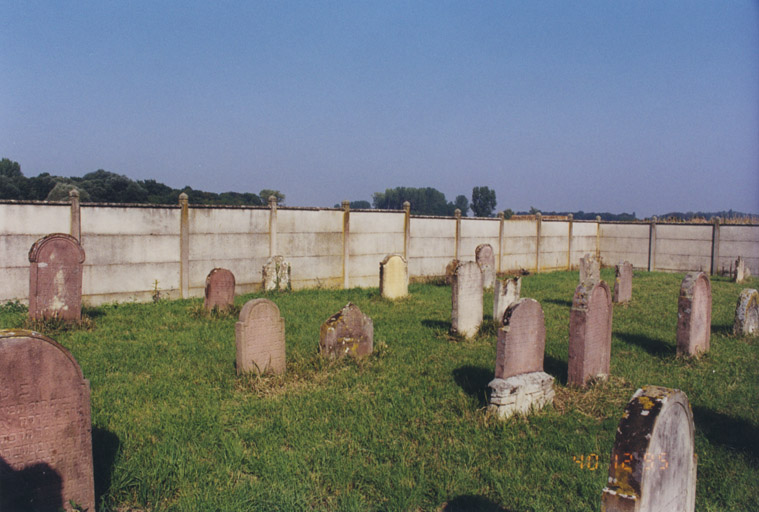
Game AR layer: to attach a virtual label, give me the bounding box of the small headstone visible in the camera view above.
[493,276,522,326]
[203,268,235,311]
[379,254,408,299]
[601,386,696,512]
[568,280,613,386]
[28,233,86,322]
[451,261,483,339]
[235,299,286,375]
[613,261,633,304]
[476,244,496,290]
[319,303,373,358]
[735,256,751,283]
[0,329,95,512]
[579,253,601,286]
[733,288,758,336]
[676,272,711,357]
[263,255,292,292]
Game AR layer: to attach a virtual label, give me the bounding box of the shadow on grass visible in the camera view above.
[441,495,513,512]
[452,365,492,407]
[693,406,759,466]
[544,354,568,385]
[0,456,63,511]
[615,332,673,357]
[711,324,735,337]
[422,319,451,331]
[93,427,121,506]
[543,298,572,308]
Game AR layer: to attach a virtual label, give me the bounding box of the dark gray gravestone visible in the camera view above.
[204,268,235,311]
[28,233,86,322]
[319,303,373,358]
[676,272,711,357]
[235,299,286,375]
[451,261,483,339]
[0,329,95,512]
[734,288,758,336]
[613,261,633,304]
[568,280,613,387]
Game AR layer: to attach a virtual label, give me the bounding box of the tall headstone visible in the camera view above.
[28,233,86,322]
[263,255,291,292]
[568,280,613,386]
[734,288,758,336]
[613,261,633,304]
[475,244,496,290]
[676,272,711,357]
[493,276,522,326]
[451,261,483,339]
[488,299,554,418]
[379,254,408,300]
[579,253,601,286]
[203,268,235,311]
[0,329,95,512]
[235,299,286,375]
[735,256,751,283]
[319,303,373,358]
[601,386,696,512]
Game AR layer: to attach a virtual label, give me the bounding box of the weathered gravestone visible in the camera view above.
[379,254,408,300]
[444,258,460,285]
[613,261,633,304]
[579,253,601,286]
[28,233,86,322]
[235,299,286,375]
[0,329,95,512]
[203,268,235,311]
[319,303,373,358]
[263,255,291,292]
[475,244,496,290]
[735,256,751,283]
[734,288,758,336]
[568,280,613,386]
[451,261,483,339]
[676,272,711,357]
[488,299,554,419]
[601,386,696,512]
[493,276,522,326]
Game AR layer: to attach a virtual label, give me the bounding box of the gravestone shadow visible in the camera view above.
[441,494,513,511]
[615,332,672,357]
[0,456,63,511]
[92,427,121,505]
[452,365,492,407]
[543,354,568,385]
[693,406,759,466]
[422,319,451,331]
[543,298,572,308]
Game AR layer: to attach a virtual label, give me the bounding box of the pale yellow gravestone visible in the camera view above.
[379,254,408,300]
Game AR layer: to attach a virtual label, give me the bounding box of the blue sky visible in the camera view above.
[2,1,757,216]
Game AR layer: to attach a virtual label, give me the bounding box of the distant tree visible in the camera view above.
[529,206,540,215]
[0,158,23,179]
[372,187,457,216]
[26,173,57,200]
[503,208,514,219]
[76,170,148,203]
[260,189,285,205]
[454,195,469,216]
[471,186,497,217]
[45,182,91,201]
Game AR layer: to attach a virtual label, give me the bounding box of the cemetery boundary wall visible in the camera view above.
[1,198,757,305]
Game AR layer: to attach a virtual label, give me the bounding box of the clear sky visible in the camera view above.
[2,1,757,217]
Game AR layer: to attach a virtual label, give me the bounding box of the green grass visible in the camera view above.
[1,270,757,511]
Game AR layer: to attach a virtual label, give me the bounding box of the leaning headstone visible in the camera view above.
[263,255,292,292]
[379,254,408,299]
[601,386,696,512]
[676,272,711,357]
[319,303,373,358]
[735,256,751,283]
[0,329,95,512]
[476,244,496,290]
[235,299,286,375]
[493,276,522,326]
[451,261,483,339]
[579,253,601,286]
[734,288,758,336]
[613,261,633,304]
[203,268,235,311]
[568,280,613,386]
[28,233,86,322]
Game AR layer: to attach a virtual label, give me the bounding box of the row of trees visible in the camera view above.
[370,186,497,217]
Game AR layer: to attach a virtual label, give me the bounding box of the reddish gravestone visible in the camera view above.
[451,261,484,339]
[203,268,236,311]
[568,280,613,386]
[601,386,697,512]
[319,303,373,358]
[495,298,546,379]
[676,272,711,357]
[0,329,95,512]
[28,233,86,322]
[475,243,496,290]
[613,261,633,304]
[235,299,286,375]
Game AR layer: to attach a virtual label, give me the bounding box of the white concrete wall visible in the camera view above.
[501,219,537,272]
[600,223,650,269]
[278,209,344,289]
[540,220,570,271]
[349,211,405,288]
[655,224,713,273]
[718,225,759,276]
[459,218,500,263]
[408,216,456,278]
[570,221,598,268]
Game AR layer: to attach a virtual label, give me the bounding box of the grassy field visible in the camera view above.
[2,270,757,511]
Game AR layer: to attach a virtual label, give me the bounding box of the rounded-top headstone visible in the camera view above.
[568,280,613,386]
[676,272,711,357]
[235,298,286,375]
[734,288,758,336]
[203,267,236,311]
[495,298,546,379]
[28,233,86,322]
[380,254,408,300]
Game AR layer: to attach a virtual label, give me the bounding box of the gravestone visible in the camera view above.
[613,261,633,304]
[263,255,291,292]
[0,329,95,512]
[203,268,235,311]
[493,276,522,326]
[379,254,408,300]
[451,261,483,339]
[319,303,373,358]
[568,280,613,386]
[735,256,751,283]
[475,244,496,290]
[579,253,601,286]
[235,299,286,375]
[676,272,711,357]
[734,288,758,336]
[28,233,86,322]
[601,386,696,512]
[444,258,460,285]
